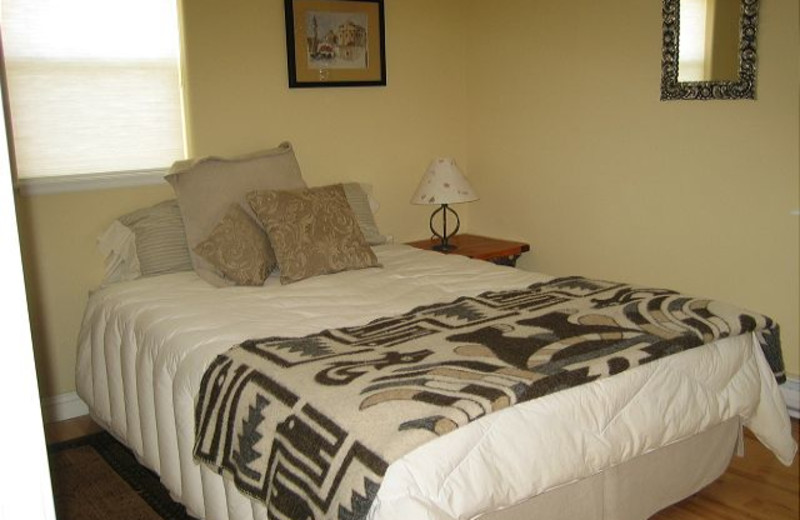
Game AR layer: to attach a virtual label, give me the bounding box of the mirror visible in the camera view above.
[660,0,759,100]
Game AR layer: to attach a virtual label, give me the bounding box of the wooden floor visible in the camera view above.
[45,414,104,445]
[46,416,799,519]
[653,419,799,520]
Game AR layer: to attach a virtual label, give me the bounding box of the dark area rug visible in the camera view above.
[48,432,196,520]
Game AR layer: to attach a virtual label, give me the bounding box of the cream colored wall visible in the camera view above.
[16,185,176,396]
[16,0,469,398]
[15,0,799,399]
[179,0,469,240]
[464,0,799,377]
[709,0,740,80]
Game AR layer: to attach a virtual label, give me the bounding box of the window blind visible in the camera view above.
[1,0,185,179]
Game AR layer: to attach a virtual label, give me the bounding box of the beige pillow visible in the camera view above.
[165,142,306,287]
[193,203,272,286]
[247,184,380,284]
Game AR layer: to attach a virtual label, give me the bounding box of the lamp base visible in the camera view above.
[429,204,461,254]
[432,242,457,252]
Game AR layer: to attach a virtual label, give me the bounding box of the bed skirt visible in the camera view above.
[88,413,740,520]
[477,417,740,520]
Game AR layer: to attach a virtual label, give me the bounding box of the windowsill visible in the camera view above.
[15,168,170,196]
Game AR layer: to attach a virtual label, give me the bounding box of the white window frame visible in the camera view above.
[14,167,170,196]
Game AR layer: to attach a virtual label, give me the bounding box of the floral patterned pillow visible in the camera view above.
[193,203,273,286]
[247,184,380,284]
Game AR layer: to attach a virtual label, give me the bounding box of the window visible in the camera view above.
[1,0,185,186]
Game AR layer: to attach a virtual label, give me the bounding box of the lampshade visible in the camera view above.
[410,158,478,205]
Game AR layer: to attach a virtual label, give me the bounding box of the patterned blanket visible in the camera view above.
[194,276,784,520]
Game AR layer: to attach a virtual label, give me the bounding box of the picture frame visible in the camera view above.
[284,0,387,88]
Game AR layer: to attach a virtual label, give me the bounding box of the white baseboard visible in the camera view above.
[41,392,89,423]
[782,375,800,419]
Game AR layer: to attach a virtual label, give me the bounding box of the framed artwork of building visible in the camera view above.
[284,0,387,88]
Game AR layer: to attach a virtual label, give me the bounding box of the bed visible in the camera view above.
[76,143,796,520]
[75,242,796,520]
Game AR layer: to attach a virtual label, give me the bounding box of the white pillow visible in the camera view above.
[97,220,140,284]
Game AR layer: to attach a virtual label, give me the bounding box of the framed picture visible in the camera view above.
[284,0,386,88]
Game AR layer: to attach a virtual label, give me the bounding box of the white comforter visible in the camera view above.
[75,244,796,520]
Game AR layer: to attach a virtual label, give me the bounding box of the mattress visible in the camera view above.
[75,244,797,520]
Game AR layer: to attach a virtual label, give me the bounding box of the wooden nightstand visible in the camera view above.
[406,234,530,267]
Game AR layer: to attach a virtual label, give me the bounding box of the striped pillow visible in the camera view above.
[341,182,387,245]
[118,199,193,277]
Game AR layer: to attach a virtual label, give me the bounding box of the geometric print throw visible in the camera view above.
[194,276,783,520]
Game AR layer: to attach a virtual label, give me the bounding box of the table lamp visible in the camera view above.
[410,158,478,252]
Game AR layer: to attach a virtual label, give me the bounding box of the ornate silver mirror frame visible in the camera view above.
[660,0,759,100]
